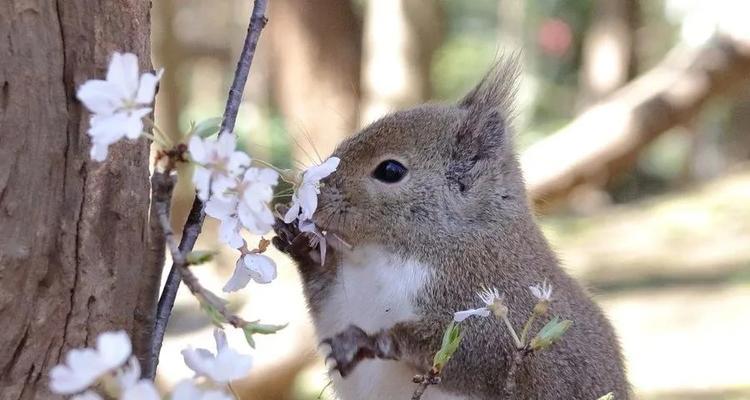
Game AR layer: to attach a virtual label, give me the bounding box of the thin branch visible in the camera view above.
[145,0,269,380]
[411,369,441,400]
[502,347,531,399]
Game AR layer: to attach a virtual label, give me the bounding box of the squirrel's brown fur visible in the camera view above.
[274,58,630,399]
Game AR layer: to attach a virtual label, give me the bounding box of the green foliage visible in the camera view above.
[530,316,572,351]
[186,250,216,265]
[190,117,223,138]
[242,321,288,348]
[432,321,463,371]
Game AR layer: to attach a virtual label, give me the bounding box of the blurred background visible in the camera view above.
[151,0,750,399]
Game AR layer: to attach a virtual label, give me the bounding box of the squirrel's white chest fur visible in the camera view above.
[314,245,466,400]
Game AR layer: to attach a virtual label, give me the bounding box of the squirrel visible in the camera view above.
[273,59,630,400]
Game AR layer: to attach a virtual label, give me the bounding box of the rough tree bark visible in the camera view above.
[0,1,152,399]
[522,36,750,208]
[266,0,362,158]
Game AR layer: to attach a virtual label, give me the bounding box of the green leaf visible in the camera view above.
[191,117,223,138]
[432,322,463,371]
[530,316,572,351]
[199,300,225,328]
[242,321,288,348]
[186,250,216,265]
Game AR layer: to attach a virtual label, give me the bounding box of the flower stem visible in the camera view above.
[143,117,174,148]
[519,313,536,346]
[501,315,523,349]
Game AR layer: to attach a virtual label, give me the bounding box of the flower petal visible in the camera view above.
[297,185,318,220]
[123,110,149,140]
[243,254,277,284]
[192,167,212,201]
[453,307,491,322]
[96,330,132,370]
[76,80,120,115]
[303,156,340,183]
[222,257,253,292]
[218,217,244,249]
[89,141,110,161]
[72,391,104,400]
[283,196,301,224]
[188,135,208,163]
[107,52,140,100]
[135,69,163,105]
[122,380,160,400]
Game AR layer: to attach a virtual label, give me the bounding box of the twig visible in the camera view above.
[152,173,250,329]
[145,0,269,379]
[411,368,441,400]
[502,347,531,399]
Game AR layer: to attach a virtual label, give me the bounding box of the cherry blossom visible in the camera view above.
[205,196,245,248]
[283,157,340,224]
[181,329,253,383]
[49,331,132,394]
[189,133,251,201]
[76,52,162,161]
[205,165,278,248]
[529,281,553,302]
[171,380,233,400]
[223,253,278,292]
[299,218,328,265]
[117,357,160,400]
[453,287,503,322]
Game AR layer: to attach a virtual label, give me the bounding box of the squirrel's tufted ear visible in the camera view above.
[448,56,520,191]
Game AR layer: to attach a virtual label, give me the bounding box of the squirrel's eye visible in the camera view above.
[372,159,408,183]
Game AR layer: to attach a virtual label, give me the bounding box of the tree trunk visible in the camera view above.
[360,0,443,126]
[266,0,362,159]
[0,1,152,399]
[577,0,639,108]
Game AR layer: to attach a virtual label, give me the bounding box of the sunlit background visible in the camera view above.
[151,1,750,399]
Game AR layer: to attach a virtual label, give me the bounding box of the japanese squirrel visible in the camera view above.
[273,59,630,399]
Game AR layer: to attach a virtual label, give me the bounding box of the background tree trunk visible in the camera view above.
[577,0,639,108]
[359,0,443,126]
[266,0,362,159]
[0,1,152,398]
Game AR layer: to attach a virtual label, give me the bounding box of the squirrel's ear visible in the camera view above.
[448,57,519,191]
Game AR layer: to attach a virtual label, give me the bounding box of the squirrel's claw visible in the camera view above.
[320,325,379,378]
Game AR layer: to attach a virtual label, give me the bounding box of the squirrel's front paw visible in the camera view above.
[272,204,321,265]
[321,325,400,377]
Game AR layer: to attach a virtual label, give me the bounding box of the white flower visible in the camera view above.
[529,281,553,302]
[234,167,278,233]
[181,329,253,383]
[117,357,160,400]
[205,196,244,248]
[453,287,503,322]
[172,380,232,400]
[299,219,328,265]
[205,166,278,247]
[283,157,340,223]
[72,392,103,400]
[189,133,251,201]
[223,253,278,292]
[50,331,132,394]
[122,381,160,400]
[478,286,502,306]
[76,52,162,161]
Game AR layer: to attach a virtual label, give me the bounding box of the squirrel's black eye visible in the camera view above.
[372,159,408,183]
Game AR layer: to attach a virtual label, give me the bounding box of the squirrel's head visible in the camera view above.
[315,59,529,251]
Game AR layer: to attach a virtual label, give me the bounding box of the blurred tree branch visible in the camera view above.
[522,35,750,209]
